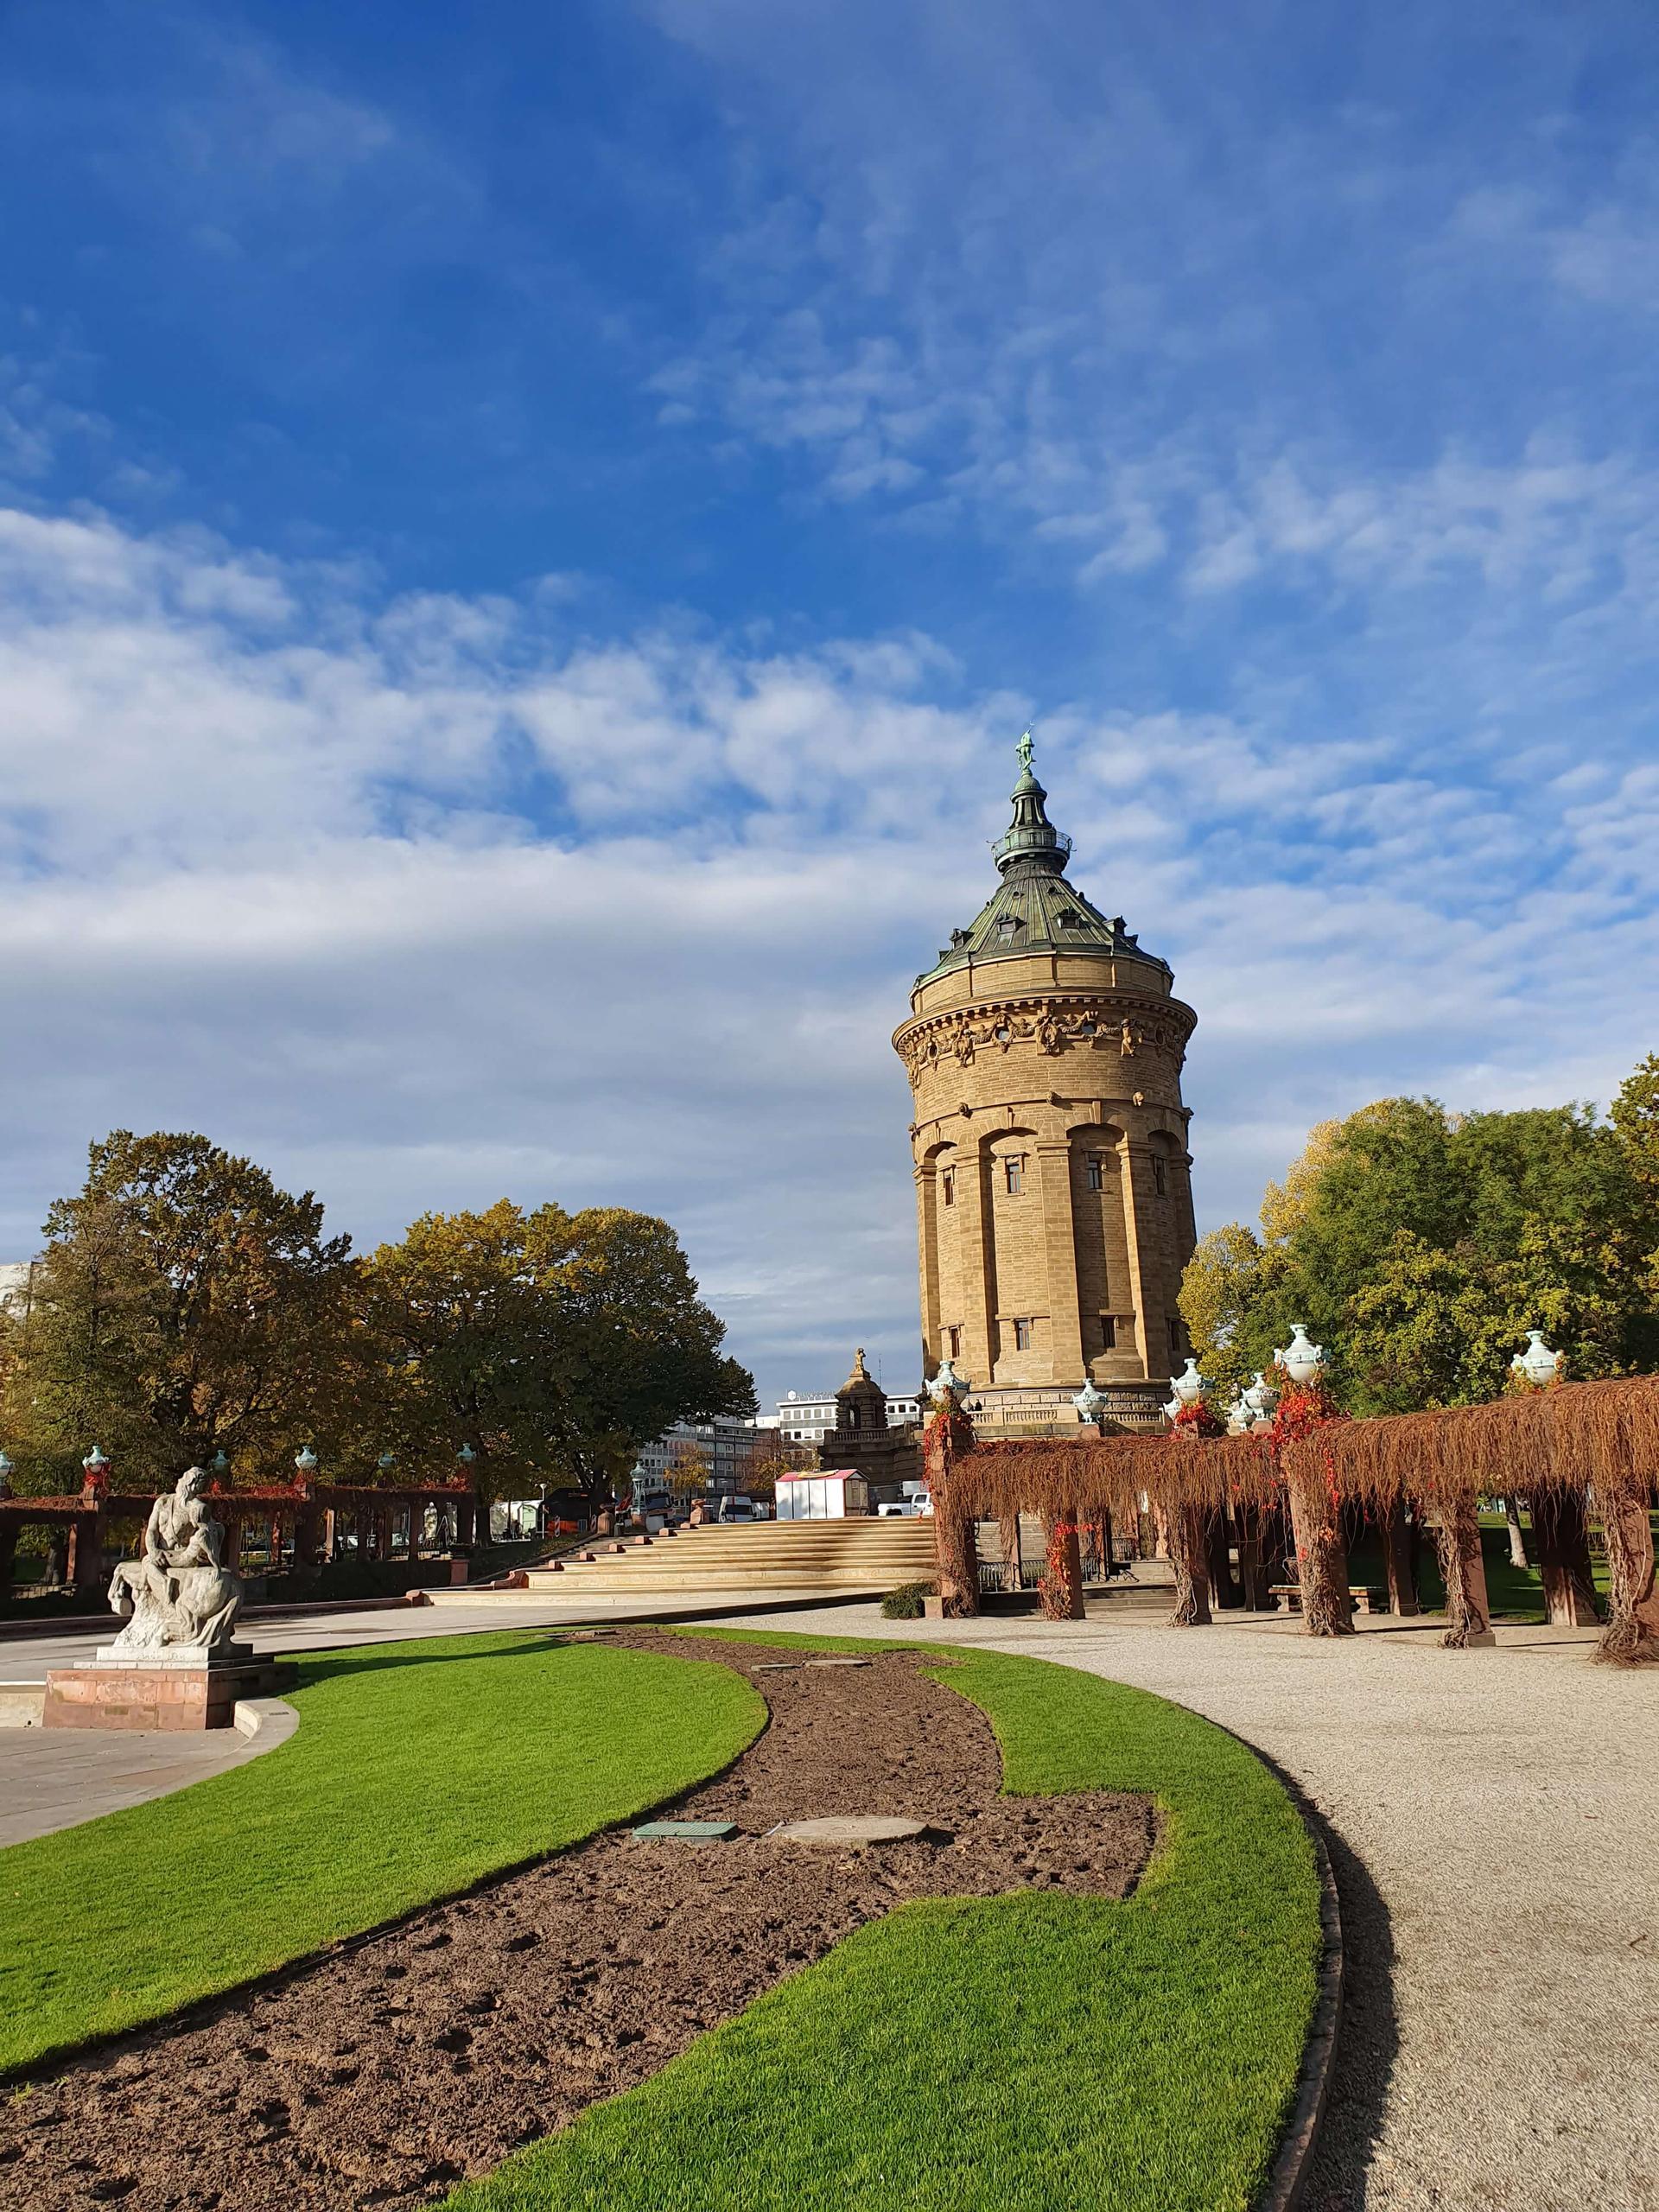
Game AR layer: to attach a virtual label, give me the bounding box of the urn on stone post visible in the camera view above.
[924,1363,980,1618]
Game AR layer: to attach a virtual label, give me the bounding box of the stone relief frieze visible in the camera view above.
[897,995,1192,1082]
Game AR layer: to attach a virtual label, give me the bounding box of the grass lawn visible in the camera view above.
[0,1631,764,2076]
[448,1630,1323,2212]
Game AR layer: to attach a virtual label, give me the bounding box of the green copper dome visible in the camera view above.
[917,734,1171,988]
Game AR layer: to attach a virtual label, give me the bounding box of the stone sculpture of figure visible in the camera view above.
[107,1467,245,1656]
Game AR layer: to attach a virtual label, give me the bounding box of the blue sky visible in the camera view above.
[3,0,1658,1413]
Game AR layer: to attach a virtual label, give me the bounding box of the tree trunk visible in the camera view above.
[1382,1500,1419,1616]
[1285,1463,1354,1637]
[1205,1507,1243,1608]
[1166,1505,1212,1627]
[1435,1494,1496,1648]
[998,1511,1024,1592]
[1503,1497,1530,1570]
[1532,1489,1600,1627]
[1595,1481,1659,1665]
[1039,1513,1085,1620]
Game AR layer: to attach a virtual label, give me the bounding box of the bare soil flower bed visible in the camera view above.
[0,1633,1151,2212]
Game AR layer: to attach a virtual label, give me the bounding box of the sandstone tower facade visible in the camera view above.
[893,736,1198,1433]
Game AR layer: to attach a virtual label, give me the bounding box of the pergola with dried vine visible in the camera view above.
[923,1373,1659,1665]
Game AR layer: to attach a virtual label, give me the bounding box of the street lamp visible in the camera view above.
[1511,1328,1562,1390]
[1275,1325,1325,1388]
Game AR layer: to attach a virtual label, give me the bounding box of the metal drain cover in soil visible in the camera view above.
[771,1815,946,1847]
[632,1821,738,1843]
[751,1662,800,1672]
[805,1657,872,1668]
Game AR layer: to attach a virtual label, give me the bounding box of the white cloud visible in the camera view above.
[3,502,1657,1405]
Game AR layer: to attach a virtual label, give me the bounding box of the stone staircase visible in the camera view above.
[523,1518,937,1601]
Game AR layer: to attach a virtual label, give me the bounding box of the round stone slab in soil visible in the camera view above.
[0,1634,1153,2212]
[771,1815,948,1847]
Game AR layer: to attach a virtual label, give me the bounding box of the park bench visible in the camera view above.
[1269,1582,1392,1615]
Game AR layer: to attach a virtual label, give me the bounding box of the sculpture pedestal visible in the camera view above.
[43,1649,287,1732]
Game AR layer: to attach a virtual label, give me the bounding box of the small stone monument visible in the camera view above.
[45,1467,283,1731]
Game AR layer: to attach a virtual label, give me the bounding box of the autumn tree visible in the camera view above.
[1179,1076,1659,1414]
[0,1131,358,1491]
[360,1200,753,1513]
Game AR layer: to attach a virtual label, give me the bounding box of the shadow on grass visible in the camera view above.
[285,1631,603,1687]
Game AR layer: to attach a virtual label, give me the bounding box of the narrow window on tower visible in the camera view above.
[1167,1317,1182,1365]
[946,1325,962,1359]
[1151,1153,1168,1196]
[1086,1154,1105,1192]
[941,1169,956,1207]
[1004,1155,1025,1195]
[1099,1315,1117,1351]
[1014,1318,1033,1351]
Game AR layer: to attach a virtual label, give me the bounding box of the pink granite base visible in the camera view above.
[43,1661,286,1732]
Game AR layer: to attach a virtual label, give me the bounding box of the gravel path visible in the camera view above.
[722,1597,1659,2212]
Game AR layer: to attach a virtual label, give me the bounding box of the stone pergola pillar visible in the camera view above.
[1596,1480,1658,1663]
[1533,1490,1600,1627]
[1166,1503,1212,1626]
[1382,1501,1420,1616]
[1040,1510,1084,1619]
[1434,1492,1496,1649]
[1234,1501,1273,1611]
[1285,1460,1354,1637]
[925,1404,980,1617]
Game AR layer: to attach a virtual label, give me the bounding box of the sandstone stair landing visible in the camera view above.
[524,1520,936,1599]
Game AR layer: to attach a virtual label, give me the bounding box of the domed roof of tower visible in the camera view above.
[916,733,1172,988]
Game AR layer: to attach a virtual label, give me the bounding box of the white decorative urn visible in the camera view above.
[928,1359,970,1407]
[1276,1325,1325,1387]
[1071,1378,1109,1426]
[1510,1329,1562,1390]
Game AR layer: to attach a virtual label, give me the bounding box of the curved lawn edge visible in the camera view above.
[1258,1800,1343,2212]
[0,1631,766,2079]
[444,1630,1326,2212]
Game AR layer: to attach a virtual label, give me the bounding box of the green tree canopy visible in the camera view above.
[0,1130,357,1491]
[360,1200,753,1506]
[1179,1064,1659,1415]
